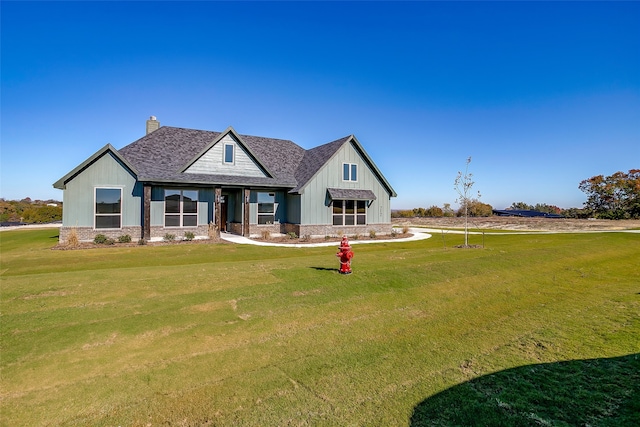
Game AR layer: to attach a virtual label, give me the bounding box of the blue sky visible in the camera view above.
[2,1,639,209]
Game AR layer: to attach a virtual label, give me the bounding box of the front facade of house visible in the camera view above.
[54,118,396,243]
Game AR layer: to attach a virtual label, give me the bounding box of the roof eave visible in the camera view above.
[349,135,397,197]
[293,135,397,198]
[53,144,138,190]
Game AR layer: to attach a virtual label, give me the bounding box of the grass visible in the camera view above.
[1,228,639,426]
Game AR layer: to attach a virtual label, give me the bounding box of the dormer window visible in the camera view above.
[343,163,357,181]
[224,143,234,164]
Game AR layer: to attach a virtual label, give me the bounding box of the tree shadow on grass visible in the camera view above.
[410,353,640,427]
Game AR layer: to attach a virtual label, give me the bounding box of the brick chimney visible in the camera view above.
[146,116,160,134]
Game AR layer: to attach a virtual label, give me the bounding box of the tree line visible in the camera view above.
[0,198,62,224]
[393,169,639,219]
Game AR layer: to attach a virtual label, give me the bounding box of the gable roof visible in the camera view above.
[291,135,397,197]
[117,126,305,187]
[55,125,396,198]
[53,144,137,189]
[292,136,351,193]
[180,126,276,177]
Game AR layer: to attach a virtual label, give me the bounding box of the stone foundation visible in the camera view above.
[59,225,212,244]
[60,223,393,244]
[149,225,210,241]
[228,222,243,235]
[249,223,393,238]
[59,226,143,244]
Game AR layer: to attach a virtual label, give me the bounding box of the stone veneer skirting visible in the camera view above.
[59,226,143,244]
[59,225,211,243]
[249,223,393,238]
[60,223,393,244]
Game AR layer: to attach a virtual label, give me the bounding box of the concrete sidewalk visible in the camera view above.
[219,228,432,247]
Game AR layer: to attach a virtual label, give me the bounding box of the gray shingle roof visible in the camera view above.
[291,136,351,193]
[327,188,377,200]
[118,126,307,188]
[113,125,395,197]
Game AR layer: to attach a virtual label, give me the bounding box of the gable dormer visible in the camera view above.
[183,130,269,178]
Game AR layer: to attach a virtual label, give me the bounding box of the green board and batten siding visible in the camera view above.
[61,152,141,227]
[298,141,391,225]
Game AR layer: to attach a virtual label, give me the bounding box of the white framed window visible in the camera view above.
[332,200,366,226]
[95,187,122,229]
[257,192,275,224]
[224,143,234,164]
[165,189,198,227]
[343,163,358,182]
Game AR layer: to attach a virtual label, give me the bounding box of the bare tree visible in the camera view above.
[454,157,480,247]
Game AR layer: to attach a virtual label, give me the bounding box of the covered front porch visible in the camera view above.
[141,185,288,240]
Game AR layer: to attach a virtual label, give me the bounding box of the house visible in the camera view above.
[53,117,396,243]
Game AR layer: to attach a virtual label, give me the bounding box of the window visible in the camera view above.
[333,200,366,225]
[165,189,198,227]
[257,192,275,224]
[95,188,122,229]
[224,143,234,164]
[343,163,357,181]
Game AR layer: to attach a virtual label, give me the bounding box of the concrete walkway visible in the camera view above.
[219,225,639,248]
[219,228,432,247]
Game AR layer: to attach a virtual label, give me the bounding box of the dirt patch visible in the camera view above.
[393,217,640,232]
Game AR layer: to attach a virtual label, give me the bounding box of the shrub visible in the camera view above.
[352,234,360,240]
[138,239,146,245]
[287,232,298,240]
[261,230,271,240]
[302,234,311,242]
[163,233,176,242]
[117,234,132,243]
[184,231,195,241]
[369,230,376,239]
[402,225,410,234]
[93,234,108,244]
[391,229,398,237]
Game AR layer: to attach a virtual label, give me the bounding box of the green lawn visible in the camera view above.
[1,229,638,426]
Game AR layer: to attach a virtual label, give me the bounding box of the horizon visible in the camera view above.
[2,2,638,210]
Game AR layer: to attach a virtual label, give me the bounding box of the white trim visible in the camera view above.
[163,189,199,228]
[342,163,358,182]
[223,143,235,165]
[257,191,276,225]
[94,187,123,230]
[332,199,367,226]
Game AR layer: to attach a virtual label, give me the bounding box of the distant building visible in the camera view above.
[492,209,563,218]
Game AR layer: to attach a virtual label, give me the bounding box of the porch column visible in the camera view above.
[243,188,250,237]
[143,184,151,241]
[214,187,222,237]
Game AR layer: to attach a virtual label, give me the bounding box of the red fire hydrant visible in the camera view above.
[336,235,354,274]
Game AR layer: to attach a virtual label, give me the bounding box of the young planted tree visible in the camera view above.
[454,157,481,247]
